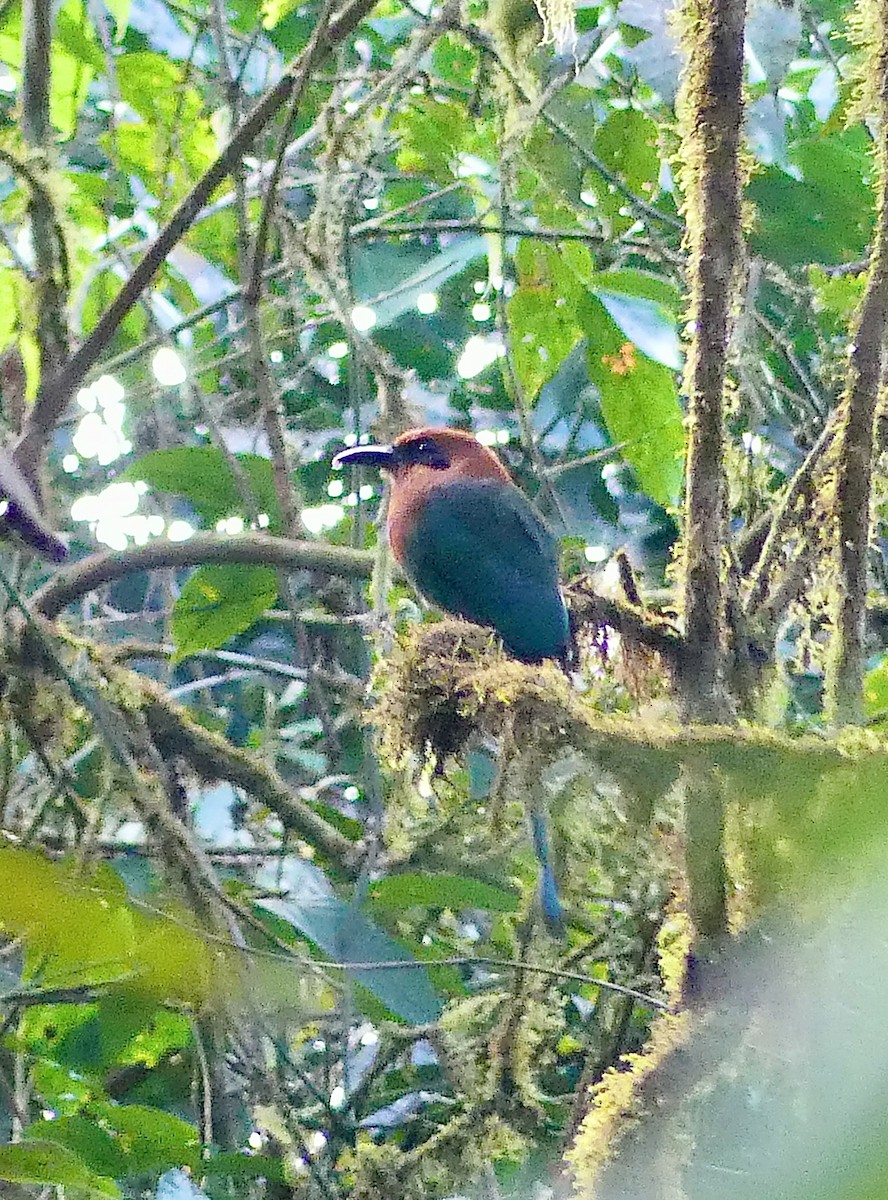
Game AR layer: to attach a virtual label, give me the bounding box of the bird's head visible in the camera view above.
[333,427,510,485]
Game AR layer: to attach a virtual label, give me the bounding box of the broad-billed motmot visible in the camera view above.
[334,426,569,930]
[333,427,571,665]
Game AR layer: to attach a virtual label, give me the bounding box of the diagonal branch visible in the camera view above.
[13,0,381,482]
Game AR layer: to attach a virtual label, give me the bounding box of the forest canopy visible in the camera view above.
[0,0,886,1197]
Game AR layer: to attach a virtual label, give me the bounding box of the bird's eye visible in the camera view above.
[394,437,449,470]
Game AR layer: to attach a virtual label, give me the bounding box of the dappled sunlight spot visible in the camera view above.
[70,482,165,550]
[62,454,79,473]
[328,341,349,359]
[475,429,509,447]
[456,334,504,379]
[351,305,377,332]
[216,516,245,535]
[472,302,491,321]
[152,346,187,386]
[167,519,195,541]
[457,153,492,178]
[302,504,345,535]
[417,291,438,314]
[71,481,143,524]
[72,375,131,466]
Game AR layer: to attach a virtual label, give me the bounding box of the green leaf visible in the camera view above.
[257,896,443,1024]
[352,236,488,327]
[123,447,281,530]
[591,268,683,314]
[0,1140,119,1197]
[579,293,684,507]
[748,130,874,266]
[369,873,520,912]
[431,32,478,88]
[55,6,105,71]
[0,845,215,1004]
[864,657,888,719]
[171,565,279,661]
[204,1152,286,1182]
[508,283,582,401]
[508,239,589,400]
[394,95,471,181]
[103,0,131,39]
[592,107,660,195]
[95,1105,200,1174]
[24,1118,124,1179]
[0,269,19,352]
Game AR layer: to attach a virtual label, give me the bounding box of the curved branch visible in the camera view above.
[32,532,379,619]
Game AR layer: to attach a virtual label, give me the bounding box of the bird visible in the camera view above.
[333,426,570,665]
[334,426,569,931]
[0,446,67,561]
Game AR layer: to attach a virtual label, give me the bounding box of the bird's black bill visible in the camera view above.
[332,444,395,470]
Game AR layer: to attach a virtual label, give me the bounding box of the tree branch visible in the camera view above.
[676,0,747,722]
[826,4,888,724]
[13,0,381,481]
[31,533,379,619]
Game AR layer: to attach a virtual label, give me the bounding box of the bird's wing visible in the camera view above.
[402,477,568,661]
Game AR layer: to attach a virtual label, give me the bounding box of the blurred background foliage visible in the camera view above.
[0,0,887,1196]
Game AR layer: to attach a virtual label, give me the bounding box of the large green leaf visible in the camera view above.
[27,1106,199,1177]
[258,896,443,1024]
[577,293,684,507]
[353,236,488,326]
[123,447,281,530]
[0,846,214,1003]
[0,1140,119,1197]
[508,284,582,401]
[748,130,874,267]
[369,873,520,912]
[171,565,279,661]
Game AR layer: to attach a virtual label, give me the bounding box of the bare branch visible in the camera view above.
[31,533,379,620]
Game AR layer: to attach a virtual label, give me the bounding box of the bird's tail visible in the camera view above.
[529,809,565,935]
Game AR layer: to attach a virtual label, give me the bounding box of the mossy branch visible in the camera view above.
[675,0,748,723]
[826,1,888,725]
